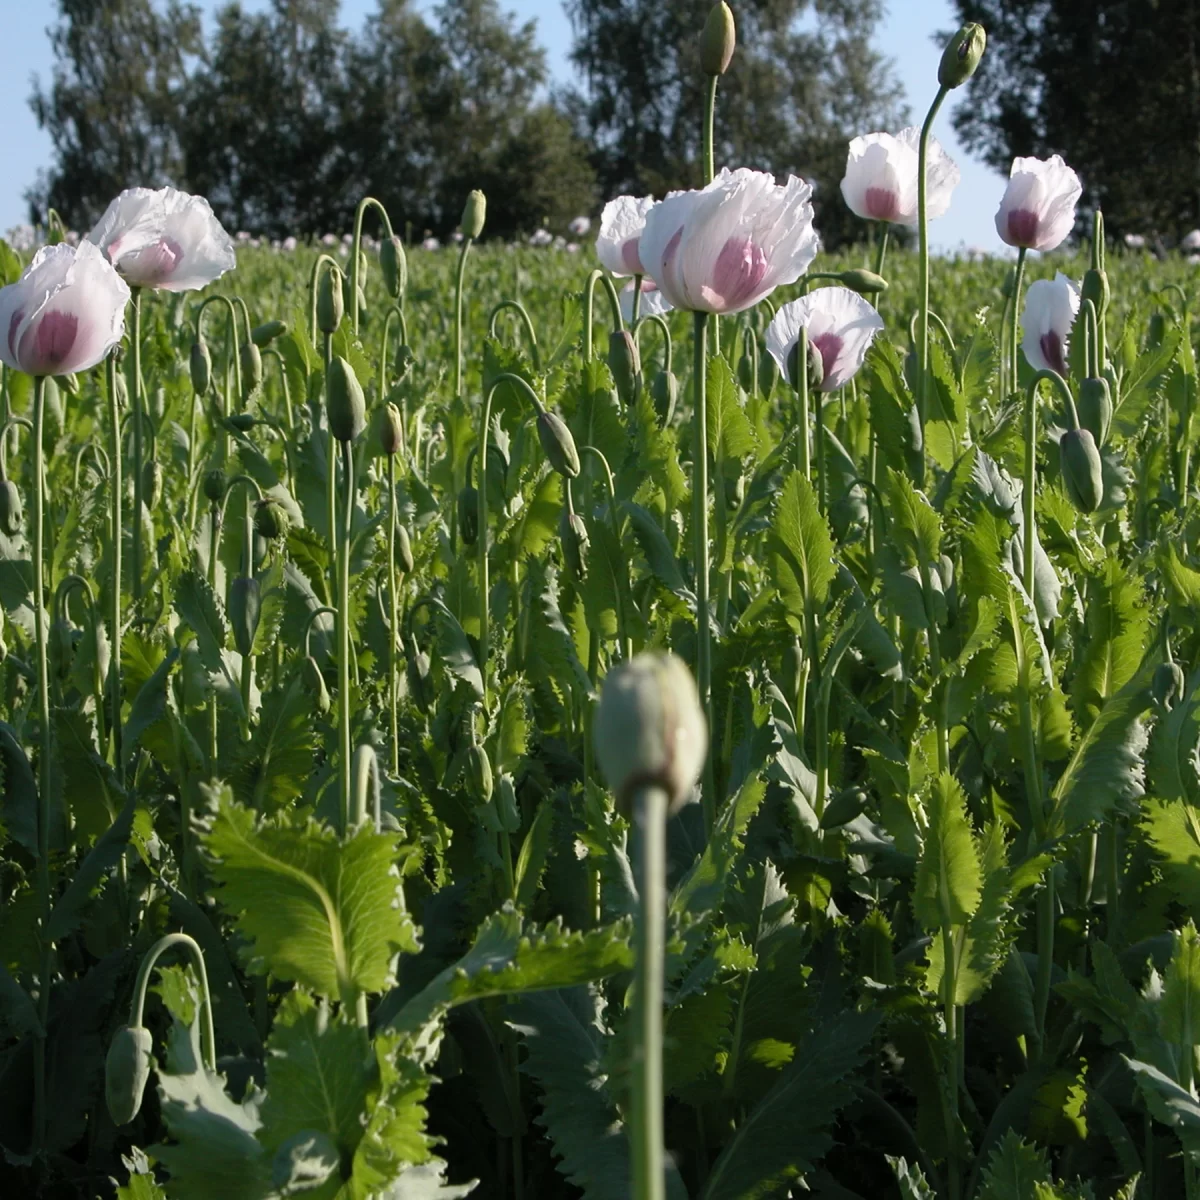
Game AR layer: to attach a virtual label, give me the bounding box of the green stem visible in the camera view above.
[942,922,961,1200]
[351,196,396,336]
[128,933,216,1073]
[388,454,400,777]
[796,328,811,479]
[815,386,827,515]
[875,222,890,278]
[487,300,540,371]
[703,76,718,184]
[130,289,144,603]
[581,445,629,659]
[630,782,668,1200]
[106,357,123,779]
[454,237,474,400]
[1010,247,1028,403]
[693,312,715,833]
[339,438,355,834]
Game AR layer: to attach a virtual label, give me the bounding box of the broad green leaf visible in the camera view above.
[514,799,554,911]
[0,720,37,855]
[913,773,982,931]
[1161,921,1200,1050]
[1071,556,1149,724]
[979,1129,1052,1199]
[52,706,123,841]
[771,471,836,612]
[706,355,757,463]
[1124,1056,1200,1154]
[1142,798,1200,911]
[1148,669,1200,805]
[624,500,695,608]
[231,678,317,813]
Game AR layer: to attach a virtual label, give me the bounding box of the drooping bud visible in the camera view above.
[736,349,755,393]
[594,652,708,815]
[465,743,494,805]
[228,412,258,433]
[1153,661,1187,712]
[461,190,487,241]
[326,356,366,442]
[229,576,262,658]
[650,369,679,423]
[781,636,804,707]
[49,619,75,681]
[240,342,263,402]
[0,480,23,536]
[700,1,736,76]
[378,402,404,456]
[757,352,779,397]
[301,654,331,715]
[394,523,414,575]
[316,266,344,335]
[1080,268,1110,320]
[1060,427,1104,514]
[537,411,581,478]
[559,506,589,582]
[608,330,642,406]
[105,1025,154,1126]
[254,497,291,542]
[380,236,408,300]
[838,268,889,296]
[142,460,163,511]
[203,468,225,505]
[251,319,287,347]
[938,22,986,89]
[404,633,434,713]
[786,339,824,391]
[458,485,479,545]
[190,339,212,396]
[1077,376,1113,447]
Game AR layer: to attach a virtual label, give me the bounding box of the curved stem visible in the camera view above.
[584,270,626,363]
[633,312,673,377]
[308,253,344,347]
[128,933,216,1073]
[487,300,541,371]
[302,605,338,659]
[580,445,629,659]
[351,196,396,336]
[263,347,294,433]
[875,222,891,278]
[454,237,474,400]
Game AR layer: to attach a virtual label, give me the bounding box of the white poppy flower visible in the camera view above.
[764,287,884,392]
[0,241,129,376]
[88,187,235,292]
[568,216,592,237]
[840,127,960,225]
[1181,230,1200,252]
[422,237,440,251]
[596,195,656,276]
[639,168,819,315]
[995,156,1082,252]
[619,278,674,324]
[1021,272,1080,376]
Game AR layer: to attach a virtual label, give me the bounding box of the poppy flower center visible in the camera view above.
[1039,331,1067,376]
[121,236,185,284]
[705,236,770,312]
[811,333,845,388]
[20,310,79,376]
[1007,208,1040,247]
[864,186,901,222]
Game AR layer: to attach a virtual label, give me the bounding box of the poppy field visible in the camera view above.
[4,11,1200,1200]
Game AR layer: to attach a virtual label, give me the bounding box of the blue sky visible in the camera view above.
[0,0,1008,252]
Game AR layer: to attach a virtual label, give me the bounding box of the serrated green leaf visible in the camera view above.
[979,1128,1052,1199]
[706,355,756,463]
[772,471,836,612]
[1142,798,1200,911]
[1071,557,1149,724]
[914,773,982,931]
[231,678,316,813]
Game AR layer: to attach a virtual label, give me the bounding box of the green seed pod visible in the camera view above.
[559,506,589,582]
[394,523,414,575]
[938,22,986,89]
[190,340,211,396]
[595,652,708,815]
[404,634,433,713]
[736,350,755,394]
[819,786,868,830]
[142,459,163,511]
[378,402,404,456]
[0,480,23,536]
[537,411,581,479]
[326,355,366,442]
[458,485,479,546]
[316,265,344,334]
[49,618,75,681]
[461,190,487,240]
[837,268,889,296]
[254,497,290,542]
[105,1024,154,1127]
[380,236,408,300]
[1153,661,1187,712]
[608,330,642,407]
[465,742,494,805]
[240,342,263,401]
[758,352,779,396]
[301,654,330,715]
[650,369,679,422]
[1078,376,1113,447]
[228,576,261,658]
[203,468,225,504]
[1080,268,1110,319]
[228,412,258,433]
[251,319,287,347]
[1060,427,1104,514]
[700,0,736,76]
[1148,311,1168,348]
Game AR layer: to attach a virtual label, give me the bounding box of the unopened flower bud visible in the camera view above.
[1153,661,1187,712]
[737,350,755,393]
[251,319,287,347]
[404,634,433,713]
[301,654,331,715]
[229,576,261,658]
[838,268,889,296]
[1078,376,1113,447]
[316,266,344,334]
[142,460,163,511]
[189,340,211,397]
[1081,268,1110,319]
[650,369,679,423]
[458,485,479,545]
[465,742,494,805]
[938,22,986,89]
[1060,427,1104,514]
[758,352,779,396]
[700,1,736,76]
[0,480,23,536]
[254,496,290,542]
[537,410,581,478]
[394,523,414,575]
[378,402,404,456]
[608,330,642,406]
[380,236,407,300]
[461,190,487,241]
[594,652,708,814]
[240,343,263,402]
[105,1024,154,1127]
[786,339,825,391]
[326,356,366,442]
[559,507,589,582]
[203,468,225,504]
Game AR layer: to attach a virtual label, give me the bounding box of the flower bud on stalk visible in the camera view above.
[1153,660,1187,712]
[190,339,211,396]
[105,1024,154,1126]
[229,576,261,658]
[240,342,263,402]
[595,652,707,816]
[1081,268,1110,320]
[317,266,344,334]
[394,523,414,575]
[608,329,642,406]
[537,410,581,478]
[650,369,679,423]
[1077,376,1113,447]
[251,319,287,347]
[254,496,290,542]
[737,350,754,393]
[326,356,366,442]
[700,1,736,76]
[938,22,986,89]
[838,268,889,296]
[758,353,779,397]
[786,340,825,392]
[461,190,487,241]
[405,634,434,713]
[559,506,590,582]
[203,468,225,505]
[301,654,331,715]
[0,480,23,536]
[465,742,494,805]
[380,235,408,300]
[142,460,163,511]
[458,485,479,545]
[1060,427,1104,514]
[378,402,404,456]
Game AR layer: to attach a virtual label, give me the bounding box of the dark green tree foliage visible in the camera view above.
[950,0,1200,240]
[564,0,906,248]
[29,0,203,225]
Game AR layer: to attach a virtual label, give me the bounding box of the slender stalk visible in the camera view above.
[106,357,123,779]
[692,312,715,833]
[387,453,400,776]
[875,222,891,278]
[1009,247,1028,402]
[454,237,474,400]
[916,84,950,486]
[581,445,629,659]
[815,385,827,515]
[338,438,355,834]
[796,328,811,479]
[631,274,643,327]
[630,782,668,1200]
[128,933,216,1073]
[488,300,541,370]
[129,289,144,602]
[942,922,961,1200]
[350,196,396,336]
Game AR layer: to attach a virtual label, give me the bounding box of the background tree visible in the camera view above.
[29,0,202,226]
[564,0,907,248]
[950,0,1200,241]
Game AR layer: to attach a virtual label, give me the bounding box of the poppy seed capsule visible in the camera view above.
[203,468,225,504]
[254,497,290,542]
[938,22,986,89]
[251,319,287,347]
[537,411,581,478]
[240,342,263,400]
[395,523,414,574]
[1078,376,1113,446]
[1153,661,1187,712]
[189,340,211,396]
[465,743,494,805]
[105,1024,154,1127]
[0,480,23,536]
[700,1,736,76]
[326,356,366,442]
[595,652,708,815]
[458,485,479,545]
[379,402,404,456]
[142,460,163,511]
[758,353,779,396]
[461,190,487,240]
[608,330,641,406]
[301,654,331,715]
[559,506,590,582]
[229,576,261,658]
[316,266,344,334]
[1060,427,1104,514]
[380,235,408,300]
